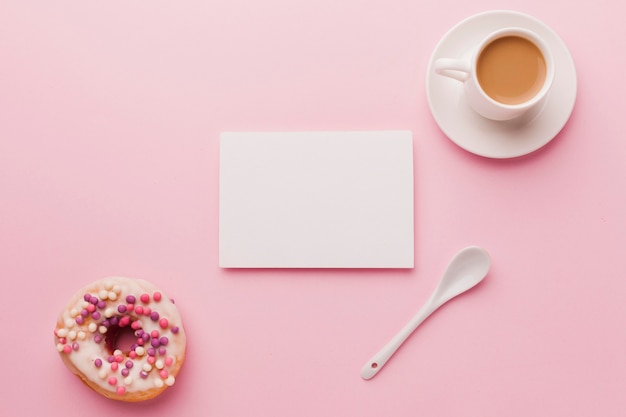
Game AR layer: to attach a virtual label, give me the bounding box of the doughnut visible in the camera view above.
[53,277,187,402]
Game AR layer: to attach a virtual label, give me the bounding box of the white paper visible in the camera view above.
[219,131,414,268]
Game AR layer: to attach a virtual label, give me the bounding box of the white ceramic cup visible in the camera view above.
[435,27,554,121]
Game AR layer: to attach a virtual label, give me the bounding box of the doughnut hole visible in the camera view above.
[104,323,137,354]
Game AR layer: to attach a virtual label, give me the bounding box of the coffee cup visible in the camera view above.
[435,28,554,121]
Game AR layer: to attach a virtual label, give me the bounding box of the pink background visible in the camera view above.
[1,1,625,416]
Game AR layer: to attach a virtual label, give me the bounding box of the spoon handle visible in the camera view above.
[360,297,440,380]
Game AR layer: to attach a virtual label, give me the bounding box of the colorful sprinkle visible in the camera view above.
[126,295,136,304]
[153,292,162,302]
[159,318,169,329]
[140,293,150,303]
[116,386,126,395]
[108,377,117,386]
[94,358,103,368]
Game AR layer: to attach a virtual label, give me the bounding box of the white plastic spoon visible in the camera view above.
[361,246,491,380]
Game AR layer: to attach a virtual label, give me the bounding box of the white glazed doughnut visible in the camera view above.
[53,277,187,402]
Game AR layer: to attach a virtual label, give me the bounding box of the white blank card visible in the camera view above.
[219,131,414,268]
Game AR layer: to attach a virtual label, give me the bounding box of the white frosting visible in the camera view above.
[54,277,186,397]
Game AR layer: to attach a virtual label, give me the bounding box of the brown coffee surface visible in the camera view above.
[477,36,546,105]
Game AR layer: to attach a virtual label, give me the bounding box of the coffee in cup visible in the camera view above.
[435,28,554,121]
[477,35,547,104]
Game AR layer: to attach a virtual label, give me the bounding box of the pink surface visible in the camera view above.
[1,1,625,416]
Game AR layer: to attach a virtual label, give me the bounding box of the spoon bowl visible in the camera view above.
[360,246,491,380]
[430,246,491,307]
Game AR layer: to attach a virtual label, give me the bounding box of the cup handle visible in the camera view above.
[434,58,471,82]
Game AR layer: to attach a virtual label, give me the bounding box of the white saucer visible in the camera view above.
[426,10,577,158]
